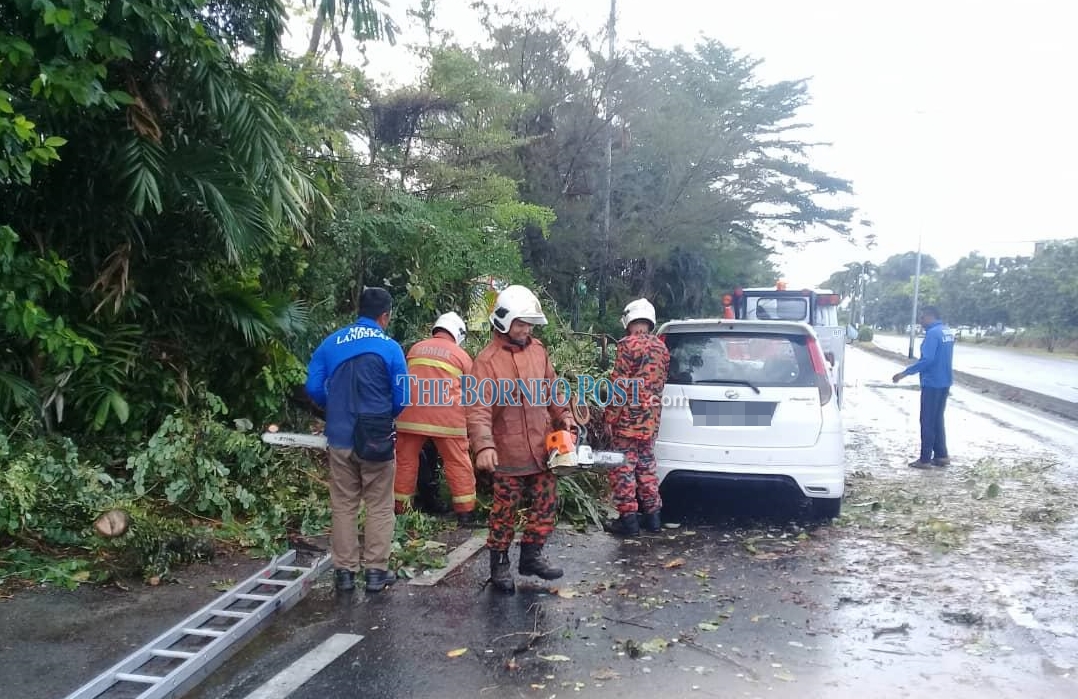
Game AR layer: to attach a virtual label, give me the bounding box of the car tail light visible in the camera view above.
[806,336,833,406]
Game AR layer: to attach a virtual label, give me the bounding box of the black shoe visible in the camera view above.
[489,549,515,593]
[603,513,640,537]
[908,459,934,469]
[639,510,662,533]
[334,569,356,592]
[933,457,951,467]
[457,511,481,528]
[518,543,563,580]
[364,568,397,593]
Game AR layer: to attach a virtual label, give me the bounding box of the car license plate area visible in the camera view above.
[689,400,777,427]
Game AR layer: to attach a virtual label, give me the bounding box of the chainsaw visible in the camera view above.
[545,402,625,477]
[261,426,328,449]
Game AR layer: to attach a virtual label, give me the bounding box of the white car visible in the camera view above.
[653,318,845,521]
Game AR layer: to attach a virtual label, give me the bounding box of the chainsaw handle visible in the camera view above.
[569,400,590,427]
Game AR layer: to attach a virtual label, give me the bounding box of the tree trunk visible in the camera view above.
[307,8,327,56]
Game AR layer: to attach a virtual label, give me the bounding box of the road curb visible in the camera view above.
[855,341,1078,423]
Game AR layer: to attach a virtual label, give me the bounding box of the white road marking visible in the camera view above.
[241,633,363,699]
[408,532,488,586]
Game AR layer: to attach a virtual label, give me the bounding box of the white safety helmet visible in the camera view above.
[489,285,548,334]
[620,298,657,330]
[432,311,467,345]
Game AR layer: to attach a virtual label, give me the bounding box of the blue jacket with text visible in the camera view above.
[903,321,956,389]
[305,317,410,449]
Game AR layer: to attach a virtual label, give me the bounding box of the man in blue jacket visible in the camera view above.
[305,287,410,592]
[892,306,956,469]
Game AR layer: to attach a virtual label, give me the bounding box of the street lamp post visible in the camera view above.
[908,234,923,359]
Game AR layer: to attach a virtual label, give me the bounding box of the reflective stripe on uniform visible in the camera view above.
[452,493,476,504]
[407,357,462,377]
[394,493,412,502]
[396,421,467,437]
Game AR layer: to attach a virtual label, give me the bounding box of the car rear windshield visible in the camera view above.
[664,331,818,387]
[750,297,808,321]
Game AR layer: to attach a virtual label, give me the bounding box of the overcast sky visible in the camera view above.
[283,0,1076,287]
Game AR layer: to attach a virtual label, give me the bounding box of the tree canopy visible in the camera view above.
[822,240,1078,351]
[1,0,862,587]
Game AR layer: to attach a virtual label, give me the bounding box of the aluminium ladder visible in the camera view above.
[64,548,332,699]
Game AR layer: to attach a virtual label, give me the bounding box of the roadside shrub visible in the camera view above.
[858,325,875,342]
[0,389,333,589]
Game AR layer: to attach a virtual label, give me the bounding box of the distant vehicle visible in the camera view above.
[720,282,847,408]
[653,318,845,521]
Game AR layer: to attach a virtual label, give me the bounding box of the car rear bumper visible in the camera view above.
[654,433,845,499]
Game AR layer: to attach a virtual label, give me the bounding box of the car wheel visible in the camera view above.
[809,496,842,522]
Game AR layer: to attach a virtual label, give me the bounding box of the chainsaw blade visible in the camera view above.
[262,432,328,449]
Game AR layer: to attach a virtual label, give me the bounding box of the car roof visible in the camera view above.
[740,287,834,293]
[657,318,818,336]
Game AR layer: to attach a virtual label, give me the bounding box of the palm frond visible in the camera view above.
[0,369,37,413]
[172,149,277,262]
[115,136,166,215]
[209,284,277,346]
[265,294,311,337]
[59,324,142,430]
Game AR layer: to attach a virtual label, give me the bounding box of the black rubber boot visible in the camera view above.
[457,511,482,529]
[518,543,563,580]
[364,568,397,593]
[639,510,662,533]
[489,549,515,593]
[334,569,355,592]
[603,512,640,537]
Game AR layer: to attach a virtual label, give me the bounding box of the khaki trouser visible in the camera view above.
[327,447,395,572]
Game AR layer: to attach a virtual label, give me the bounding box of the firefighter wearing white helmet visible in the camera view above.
[620,298,657,332]
[394,311,477,525]
[603,297,670,537]
[489,284,548,337]
[468,284,572,593]
[433,311,467,345]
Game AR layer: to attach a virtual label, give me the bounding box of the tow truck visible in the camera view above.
[720,282,849,408]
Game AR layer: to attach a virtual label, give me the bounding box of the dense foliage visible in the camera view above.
[1,0,858,589]
[823,240,1078,352]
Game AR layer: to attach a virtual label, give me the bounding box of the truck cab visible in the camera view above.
[722,283,847,407]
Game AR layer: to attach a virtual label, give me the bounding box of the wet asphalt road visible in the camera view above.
[5,346,1078,699]
[873,333,1078,403]
[181,347,1078,699]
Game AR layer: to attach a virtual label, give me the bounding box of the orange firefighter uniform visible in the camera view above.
[467,331,572,591]
[393,335,476,515]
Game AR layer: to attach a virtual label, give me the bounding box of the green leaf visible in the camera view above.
[44,136,68,148]
[108,90,135,105]
[109,392,130,424]
[93,393,111,429]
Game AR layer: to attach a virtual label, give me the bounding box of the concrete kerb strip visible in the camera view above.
[408,530,488,587]
[856,341,1078,423]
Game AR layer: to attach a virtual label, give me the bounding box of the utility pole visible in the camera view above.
[598,0,616,328]
[908,235,923,359]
